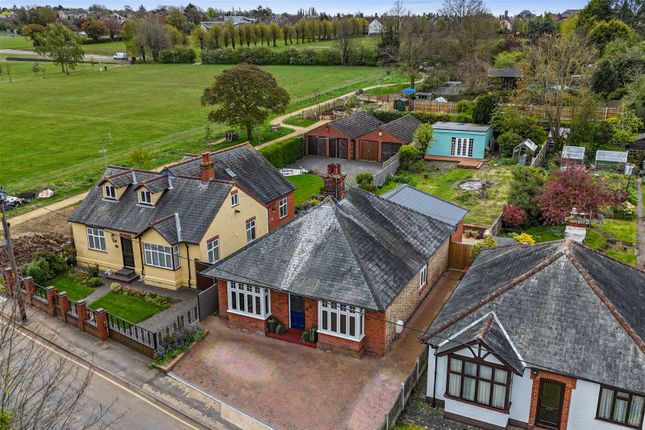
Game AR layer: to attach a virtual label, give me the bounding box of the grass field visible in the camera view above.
[0,62,389,204]
[50,273,95,301]
[89,291,163,323]
[0,35,126,56]
[0,35,34,50]
[287,174,323,206]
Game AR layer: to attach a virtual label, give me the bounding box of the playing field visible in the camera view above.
[0,35,126,56]
[0,61,388,198]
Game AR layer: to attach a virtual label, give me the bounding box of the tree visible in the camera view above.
[190,25,206,50]
[588,19,637,51]
[607,110,643,146]
[136,18,172,62]
[81,19,108,41]
[496,131,522,157]
[472,95,498,124]
[625,74,645,122]
[537,164,624,224]
[334,18,356,65]
[527,15,557,41]
[412,123,433,153]
[517,33,594,149]
[268,22,282,47]
[35,24,84,74]
[205,25,222,49]
[507,166,545,223]
[577,0,614,30]
[398,144,418,168]
[397,17,426,88]
[568,96,615,157]
[202,64,290,140]
[167,7,189,33]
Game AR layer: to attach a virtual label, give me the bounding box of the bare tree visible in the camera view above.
[0,297,115,429]
[517,33,595,148]
[440,0,486,20]
[398,17,427,88]
[334,19,357,65]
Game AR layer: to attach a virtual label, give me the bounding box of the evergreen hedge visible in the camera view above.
[260,136,305,168]
[201,46,377,66]
[372,110,473,124]
[159,47,196,63]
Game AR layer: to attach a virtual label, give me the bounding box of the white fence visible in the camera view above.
[374,154,400,187]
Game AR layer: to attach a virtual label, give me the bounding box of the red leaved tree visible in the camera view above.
[537,165,626,224]
[502,204,526,228]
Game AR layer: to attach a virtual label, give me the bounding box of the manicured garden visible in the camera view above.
[50,273,95,301]
[287,174,324,206]
[88,285,170,324]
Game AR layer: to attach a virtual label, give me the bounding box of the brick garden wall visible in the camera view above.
[317,332,364,358]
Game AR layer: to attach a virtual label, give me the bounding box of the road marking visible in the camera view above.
[11,324,200,430]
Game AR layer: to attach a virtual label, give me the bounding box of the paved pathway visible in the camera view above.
[637,178,644,269]
[0,48,118,63]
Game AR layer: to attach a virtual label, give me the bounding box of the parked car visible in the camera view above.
[113,52,128,60]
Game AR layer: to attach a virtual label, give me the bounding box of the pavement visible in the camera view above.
[637,178,644,269]
[172,271,462,430]
[288,155,384,180]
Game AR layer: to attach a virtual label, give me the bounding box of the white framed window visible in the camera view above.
[144,243,180,270]
[231,192,239,207]
[419,264,428,289]
[451,138,474,158]
[227,281,271,319]
[447,355,510,411]
[104,185,116,200]
[246,218,256,243]
[139,189,152,205]
[207,238,220,263]
[597,386,644,428]
[279,198,288,219]
[86,227,107,251]
[318,301,364,341]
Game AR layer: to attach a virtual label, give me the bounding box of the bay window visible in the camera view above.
[144,243,180,270]
[446,355,510,411]
[597,386,644,428]
[318,301,364,341]
[86,227,106,251]
[227,281,270,319]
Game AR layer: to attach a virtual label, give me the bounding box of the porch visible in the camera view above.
[423,155,484,169]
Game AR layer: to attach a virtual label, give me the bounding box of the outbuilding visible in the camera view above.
[595,150,628,173]
[425,122,494,168]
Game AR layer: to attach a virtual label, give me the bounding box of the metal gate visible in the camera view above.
[197,284,218,320]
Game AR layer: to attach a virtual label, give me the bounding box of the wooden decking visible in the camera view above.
[424,155,484,169]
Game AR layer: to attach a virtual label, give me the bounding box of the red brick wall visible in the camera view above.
[228,312,267,332]
[356,129,404,162]
[528,370,577,430]
[304,298,317,329]
[266,192,295,231]
[317,332,364,358]
[451,220,464,243]
[217,279,228,317]
[271,291,289,326]
[364,310,387,355]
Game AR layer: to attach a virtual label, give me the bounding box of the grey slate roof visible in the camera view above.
[423,240,645,394]
[380,115,422,144]
[150,216,180,245]
[203,187,455,311]
[138,175,170,193]
[101,170,134,188]
[69,167,232,244]
[433,122,491,133]
[487,68,522,78]
[164,144,294,204]
[328,111,383,139]
[381,185,467,227]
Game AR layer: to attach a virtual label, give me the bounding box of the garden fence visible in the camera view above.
[374,154,400,187]
[67,300,78,318]
[33,284,48,302]
[106,312,158,350]
[530,143,548,168]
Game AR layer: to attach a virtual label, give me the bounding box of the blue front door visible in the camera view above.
[290,294,305,329]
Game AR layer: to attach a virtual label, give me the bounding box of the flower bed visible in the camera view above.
[153,326,206,367]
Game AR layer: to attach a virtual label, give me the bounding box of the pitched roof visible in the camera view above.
[487,68,523,78]
[203,187,455,311]
[562,145,585,160]
[596,150,628,163]
[380,115,422,144]
[69,167,231,244]
[423,240,645,394]
[433,122,491,133]
[164,144,294,204]
[137,174,170,193]
[381,185,467,228]
[329,111,384,139]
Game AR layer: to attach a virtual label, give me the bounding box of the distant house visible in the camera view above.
[558,9,581,20]
[425,122,494,168]
[499,18,512,32]
[200,16,256,30]
[487,68,523,90]
[516,9,535,20]
[423,240,645,430]
[202,178,456,357]
[368,18,383,35]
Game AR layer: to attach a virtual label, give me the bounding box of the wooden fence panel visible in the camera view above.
[448,242,473,270]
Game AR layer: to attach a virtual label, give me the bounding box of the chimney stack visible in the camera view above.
[323,163,346,200]
[200,152,215,182]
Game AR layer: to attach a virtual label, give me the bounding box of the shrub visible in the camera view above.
[513,232,536,245]
[456,100,474,115]
[527,126,547,146]
[398,145,418,169]
[86,277,103,288]
[24,252,68,285]
[496,131,523,157]
[153,326,205,365]
[471,236,497,259]
[356,172,377,192]
[201,46,376,66]
[158,47,196,63]
[472,95,498,124]
[502,204,527,228]
[87,264,100,278]
[259,136,304,168]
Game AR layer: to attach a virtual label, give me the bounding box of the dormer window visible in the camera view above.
[231,191,239,207]
[139,190,152,206]
[104,185,116,200]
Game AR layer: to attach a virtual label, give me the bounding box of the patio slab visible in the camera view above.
[288,155,383,181]
[172,271,461,430]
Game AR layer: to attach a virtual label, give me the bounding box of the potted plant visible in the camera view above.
[267,316,278,333]
[275,323,285,335]
[301,330,310,342]
[309,327,317,343]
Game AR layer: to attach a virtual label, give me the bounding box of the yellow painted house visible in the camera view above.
[69,153,271,290]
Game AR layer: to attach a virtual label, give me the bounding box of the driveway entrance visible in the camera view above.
[288,155,383,182]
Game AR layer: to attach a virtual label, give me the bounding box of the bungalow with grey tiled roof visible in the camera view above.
[422,240,645,430]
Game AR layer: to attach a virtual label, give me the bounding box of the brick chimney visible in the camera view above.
[323,163,346,200]
[564,207,587,243]
[200,152,215,182]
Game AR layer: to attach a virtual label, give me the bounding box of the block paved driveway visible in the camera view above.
[172,271,461,430]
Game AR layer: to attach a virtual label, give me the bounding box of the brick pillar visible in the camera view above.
[3,267,15,295]
[23,276,36,304]
[95,308,109,340]
[45,286,56,316]
[58,292,70,322]
[76,299,88,331]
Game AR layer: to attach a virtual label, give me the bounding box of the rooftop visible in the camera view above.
[328,111,384,139]
[381,185,468,228]
[380,114,422,144]
[432,122,491,133]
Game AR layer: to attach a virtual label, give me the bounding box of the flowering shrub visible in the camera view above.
[153,326,205,365]
[471,236,497,259]
[502,204,526,228]
[109,283,171,309]
[513,232,536,245]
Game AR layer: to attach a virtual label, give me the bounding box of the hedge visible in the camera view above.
[260,136,305,168]
[372,110,473,124]
[201,46,377,66]
[159,47,196,63]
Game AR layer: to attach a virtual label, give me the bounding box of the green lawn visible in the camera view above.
[606,247,637,266]
[522,225,565,243]
[1,62,388,207]
[287,174,323,206]
[50,273,95,301]
[283,115,319,127]
[583,228,607,250]
[600,219,637,244]
[0,35,34,50]
[89,291,164,323]
[80,40,127,56]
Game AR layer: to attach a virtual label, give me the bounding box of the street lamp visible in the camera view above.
[0,186,28,321]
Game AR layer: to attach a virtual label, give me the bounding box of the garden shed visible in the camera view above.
[512,139,537,166]
[595,150,628,173]
[561,145,585,164]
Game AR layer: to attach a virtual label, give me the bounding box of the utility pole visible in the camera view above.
[0,189,28,321]
[99,134,112,168]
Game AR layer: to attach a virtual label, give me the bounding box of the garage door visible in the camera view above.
[358,140,379,161]
[329,138,349,159]
[381,142,401,161]
[307,136,319,155]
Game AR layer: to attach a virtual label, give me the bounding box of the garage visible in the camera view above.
[381,142,401,161]
[329,138,349,159]
[307,136,327,156]
[357,140,379,161]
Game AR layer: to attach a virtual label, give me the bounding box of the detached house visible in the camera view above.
[69,145,294,290]
[423,240,645,430]
[202,169,457,357]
